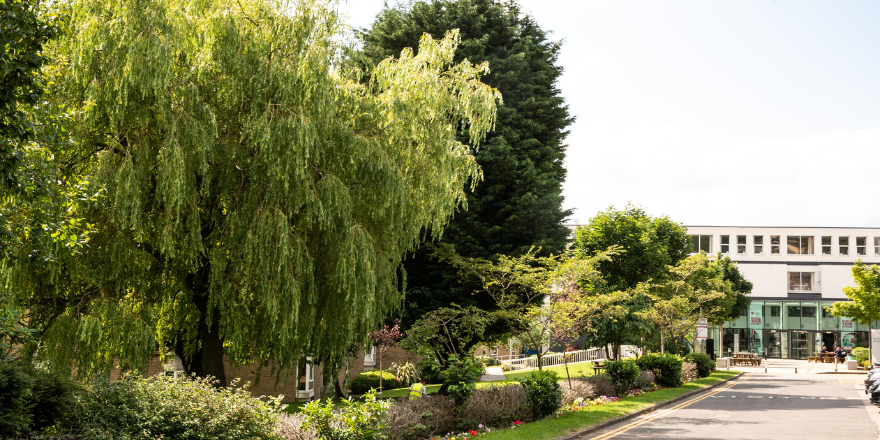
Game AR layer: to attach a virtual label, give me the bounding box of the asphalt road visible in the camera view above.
[586,372,880,440]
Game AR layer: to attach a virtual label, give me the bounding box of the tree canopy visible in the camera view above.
[4,0,500,385]
[572,204,691,358]
[358,0,574,334]
[829,260,880,326]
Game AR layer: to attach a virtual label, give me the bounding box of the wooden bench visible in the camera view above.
[590,360,606,374]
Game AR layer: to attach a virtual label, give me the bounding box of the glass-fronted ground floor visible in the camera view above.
[711,300,874,359]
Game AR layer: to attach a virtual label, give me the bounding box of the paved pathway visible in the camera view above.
[585,370,880,440]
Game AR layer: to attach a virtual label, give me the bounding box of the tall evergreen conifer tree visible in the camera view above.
[359,0,573,332]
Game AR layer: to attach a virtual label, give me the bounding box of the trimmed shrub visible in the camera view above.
[583,374,616,397]
[519,369,563,419]
[476,356,500,367]
[605,359,640,395]
[70,374,282,440]
[385,394,457,439]
[351,370,400,394]
[683,353,714,378]
[302,390,389,440]
[681,362,697,383]
[459,385,531,428]
[560,379,596,405]
[637,369,656,388]
[636,353,683,388]
[853,347,870,363]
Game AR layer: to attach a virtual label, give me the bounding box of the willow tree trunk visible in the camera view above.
[178,294,227,387]
[660,330,666,354]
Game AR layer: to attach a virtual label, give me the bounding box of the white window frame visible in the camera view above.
[690,235,712,253]
[770,235,781,255]
[874,237,880,256]
[857,236,867,256]
[736,235,747,254]
[839,236,850,256]
[720,235,730,254]
[753,235,763,254]
[786,236,814,255]
[821,236,832,255]
[788,271,819,292]
[297,358,315,399]
[363,346,376,368]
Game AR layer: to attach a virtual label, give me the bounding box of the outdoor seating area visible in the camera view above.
[807,353,846,363]
[731,352,762,366]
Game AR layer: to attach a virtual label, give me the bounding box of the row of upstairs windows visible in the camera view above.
[690,234,880,256]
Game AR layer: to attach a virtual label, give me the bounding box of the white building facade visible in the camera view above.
[686,226,880,359]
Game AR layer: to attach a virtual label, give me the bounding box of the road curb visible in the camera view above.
[553,372,744,440]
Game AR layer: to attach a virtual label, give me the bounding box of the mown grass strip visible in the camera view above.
[480,370,741,440]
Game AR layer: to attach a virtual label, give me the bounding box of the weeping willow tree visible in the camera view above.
[3,0,500,386]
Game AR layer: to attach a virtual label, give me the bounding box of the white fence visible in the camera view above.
[500,345,641,371]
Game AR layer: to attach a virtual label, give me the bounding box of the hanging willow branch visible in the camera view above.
[4,0,500,381]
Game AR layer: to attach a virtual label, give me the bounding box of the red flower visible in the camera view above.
[469,430,477,436]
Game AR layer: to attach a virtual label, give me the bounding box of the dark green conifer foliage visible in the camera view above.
[359,0,573,331]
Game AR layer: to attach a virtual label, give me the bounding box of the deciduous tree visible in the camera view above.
[5,0,500,385]
[573,205,691,359]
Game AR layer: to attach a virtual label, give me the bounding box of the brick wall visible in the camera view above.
[105,345,422,403]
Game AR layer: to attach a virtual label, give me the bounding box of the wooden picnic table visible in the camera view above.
[731,352,762,366]
[590,359,606,374]
[810,352,844,363]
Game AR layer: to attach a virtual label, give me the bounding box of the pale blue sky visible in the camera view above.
[342,0,880,227]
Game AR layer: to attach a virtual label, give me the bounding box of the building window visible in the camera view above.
[720,235,730,254]
[737,235,746,254]
[786,236,813,255]
[788,271,818,292]
[857,237,867,256]
[875,237,880,256]
[822,236,831,255]
[690,235,711,253]
[771,235,780,254]
[840,237,849,255]
[754,235,763,254]
[769,305,780,317]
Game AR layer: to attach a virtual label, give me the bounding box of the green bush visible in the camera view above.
[636,353,683,388]
[605,359,640,395]
[70,374,281,440]
[351,370,400,394]
[0,360,33,437]
[683,353,714,378]
[416,356,443,384]
[440,355,483,408]
[853,347,870,363]
[519,369,562,419]
[302,389,389,440]
[475,355,500,367]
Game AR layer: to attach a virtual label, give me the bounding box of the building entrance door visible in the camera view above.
[764,330,788,358]
[790,331,812,359]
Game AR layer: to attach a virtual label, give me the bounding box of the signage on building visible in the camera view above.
[841,319,854,329]
[696,318,708,339]
[872,330,880,364]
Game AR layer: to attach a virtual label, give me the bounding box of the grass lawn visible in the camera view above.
[480,370,741,440]
[491,362,598,384]
[283,361,600,413]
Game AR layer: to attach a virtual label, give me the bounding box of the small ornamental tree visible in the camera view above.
[369,320,402,397]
